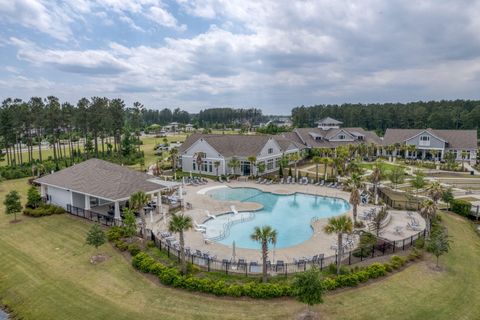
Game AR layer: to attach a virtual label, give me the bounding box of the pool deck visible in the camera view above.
[151,180,425,264]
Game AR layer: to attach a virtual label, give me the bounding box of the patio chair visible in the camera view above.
[195,249,202,257]
[279,177,284,184]
[226,177,230,183]
[249,262,259,272]
[320,180,325,186]
[237,259,247,270]
[267,180,273,185]
[256,177,262,183]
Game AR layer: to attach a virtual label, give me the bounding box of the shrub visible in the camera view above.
[414,238,425,249]
[106,226,125,241]
[23,204,65,217]
[353,232,376,258]
[127,244,141,256]
[114,239,128,251]
[364,263,387,278]
[146,240,156,248]
[390,255,407,269]
[450,199,472,217]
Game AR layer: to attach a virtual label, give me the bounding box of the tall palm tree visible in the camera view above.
[312,156,322,182]
[323,215,353,275]
[130,191,150,241]
[168,213,193,275]
[170,147,178,171]
[289,152,301,180]
[228,157,240,176]
[321,157,331,180]
[348,173,363,225]
[420,199,436,235]
[247,155,257,177]
[370,162,382,205]
[250,225,277,283]
[427,181,444,204]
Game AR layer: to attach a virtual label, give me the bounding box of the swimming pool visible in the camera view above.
[204,187,350,249]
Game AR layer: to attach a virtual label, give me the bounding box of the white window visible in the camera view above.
[338,134,345,140]
[267,159,274,170]
[419,135,430,146]
[268,148,273,154]
[420,136,430,141]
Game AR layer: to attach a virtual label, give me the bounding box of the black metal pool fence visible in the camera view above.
[148,229,426,277]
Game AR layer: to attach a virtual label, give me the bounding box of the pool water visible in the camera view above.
[205,187,350,249]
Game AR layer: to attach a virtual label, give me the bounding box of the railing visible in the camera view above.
[149,228,426,277]
[66,204,124,227]
[207,212,256,241]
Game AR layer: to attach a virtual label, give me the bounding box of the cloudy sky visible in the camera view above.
[1,0,480,114]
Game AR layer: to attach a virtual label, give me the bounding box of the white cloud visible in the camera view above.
[147,6,186,30]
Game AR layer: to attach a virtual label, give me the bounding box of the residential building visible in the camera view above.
[382,128,478,163]
[179,133,301,176]
[185,124,194,132]
[281,117,381,150]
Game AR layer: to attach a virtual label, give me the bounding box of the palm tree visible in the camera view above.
[168,213,193,275]
[195,152,204,174]
[312,156,322,182]
[370,162,382,205]
[420,199,436,235]
[228,157,240,176]
[406,144,416,159]
[247,155,257,177]
[348,173,363,225]
[130,191,150,241]
[250,225,277,283]
[427,181,444,204]
[321,157,331,180]
[289,152,301,180]
[170,147,178,171]
[323,215,353,275]
[213,160,221,176]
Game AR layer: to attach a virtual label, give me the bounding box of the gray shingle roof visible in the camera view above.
[292,127,381,148]
[35,159,169,201]
[315,117,343,125]
[382,129,478,149]
[179,133,302,157]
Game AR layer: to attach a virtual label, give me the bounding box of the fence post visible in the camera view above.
[177,250,181,263]
[371,245,375,258]
[402,239,405,250]
[335,253,338,266]
[167,246,170,257]
[304,262,306,271]
[348,252,351,265]
[285,264,288,277]
[410,235,413,246]
[225,262,228,275]
[360,247,363,261]
[320,258,323,271]
[382,243,386,255]
[393,240,396,253]
[245,264,248,277]
[207,258,210,272]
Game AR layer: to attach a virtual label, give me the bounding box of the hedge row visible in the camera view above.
[450,199,472,217]
[23,204,65,217]
[127,244,422,299]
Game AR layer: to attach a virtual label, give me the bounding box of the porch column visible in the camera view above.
[40,184,46,197]
[85,195,91,210]
[178,186,183,199]
[156,191,162,215]
[422,150,426,159]
[440,149,444,160]
[114,201,121,220]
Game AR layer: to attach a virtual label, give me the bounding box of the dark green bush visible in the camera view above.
[127,244,141,256]
[106,226,125,241]
[450,199,472,217]
[114,239,128,251]
[353,232,376,258]
[414,238,425,249]
[23,204,65,217]
[390,255,407,269]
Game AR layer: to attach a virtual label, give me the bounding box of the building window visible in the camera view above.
[268,148,273,154]
[267,159,274,170]
[420,136,430,141]
[338,134,345,140]
[192,161,196,171]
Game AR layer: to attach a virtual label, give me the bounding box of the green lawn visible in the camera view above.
[0,178,479,319]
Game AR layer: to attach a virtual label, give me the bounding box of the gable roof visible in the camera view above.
[382,129,477,149]
[179,134,301,157]
[315,117,343,125]
[35,159,171,201]
[292,127,381,148]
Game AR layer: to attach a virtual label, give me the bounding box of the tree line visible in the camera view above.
[291,100,480,136]
[0,96,145,170]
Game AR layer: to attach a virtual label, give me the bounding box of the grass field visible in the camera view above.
[0,178,480,319]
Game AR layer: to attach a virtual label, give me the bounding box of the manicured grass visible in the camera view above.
[0,178,480,319]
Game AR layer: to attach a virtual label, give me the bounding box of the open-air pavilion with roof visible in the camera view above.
[35,159,182,224]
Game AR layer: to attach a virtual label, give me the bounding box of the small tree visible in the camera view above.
[441,188,454,209]
[26,186,42,209]
[122,208,137,240]
[130,191,149,241]
[420,199,437,236]
[257,162,266,176]
[86,223,106,253]
[427,226,451,268]
[4,190,22,222]
[293,267,325,313]
[388,166,405,189]
[411,172,426,197]
[323,215,353,274]
[312,156,322,182]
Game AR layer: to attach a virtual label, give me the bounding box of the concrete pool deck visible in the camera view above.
[151,180,425,263]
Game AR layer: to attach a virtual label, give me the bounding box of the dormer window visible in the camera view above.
[420,136,430,141]
[419,135,430,146]
[268,148,273,154]
[338,134,345,140]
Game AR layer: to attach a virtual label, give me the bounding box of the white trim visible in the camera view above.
[182,138,222,156]
[404,129,446,143]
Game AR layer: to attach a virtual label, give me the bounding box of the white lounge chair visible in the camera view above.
[194,220,207,229]
[230,205,239,215]
[205,210,216,219]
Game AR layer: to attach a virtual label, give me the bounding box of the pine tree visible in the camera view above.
[86,224,106,252]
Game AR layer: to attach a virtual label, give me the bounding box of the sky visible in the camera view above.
[1,0,480,115]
